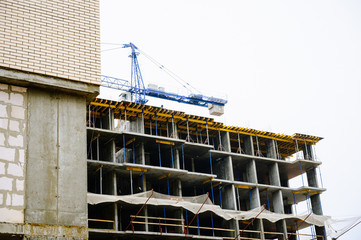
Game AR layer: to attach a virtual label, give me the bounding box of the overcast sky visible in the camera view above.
[100,1,361,238]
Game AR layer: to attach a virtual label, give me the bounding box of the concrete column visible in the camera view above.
[243,135,254,155]
[311,194,325,239]
[269,163,281,186]
[303,144,313,160]
[246,160,258,183]
[25,89,87,234]
[168,119,178,139]
[266,140,287,238]
[222,184,237,210]
[102,140,115,162]
[307,168,319,188]
[305,145,319,188]
[174,149,180,169]
[213,132,237,210]
[103,108,113,130]
[242,136,264,239]
[142,174,149,232]
[303,145,325,239]
[174,180,183,233]
[221,131,231,152]
[214,156,233,180]
[136,142,145,165]
[177,180,185,234]
[266,139,276,159]
[113,172,118,231]
[227,219,239,240]
[131,117,144,133]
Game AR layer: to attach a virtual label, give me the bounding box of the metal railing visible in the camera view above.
[88,216,324,240]
[88,218,115,231]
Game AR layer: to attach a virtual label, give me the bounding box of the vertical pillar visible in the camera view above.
[131,117,144,133]
[266,139,287,239]
[242,136,264,239]
[169,116,178,139]
[216,132,237,210]
[136,142,145,165]
[174,149,180,169]
[303,144,325,239]
[174,180,183,233]
[113,172,118,231]
[142,174,149,232]
[104,107,113,130]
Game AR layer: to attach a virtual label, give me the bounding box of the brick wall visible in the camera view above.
[0,0,100,85]
[0,83,27,223]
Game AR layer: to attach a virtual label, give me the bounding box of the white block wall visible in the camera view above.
[0,83,26,223]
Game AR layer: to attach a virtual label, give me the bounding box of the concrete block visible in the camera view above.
[0,222,24,235]
[0,91,9,102]
[7,163,23,177]
[18,149,24,164]
[0,118,8,130]
[0,162,5,174]
[0,104,7,118]
[11,194,24,206]
[9,93,24,106]
[9,120,20,132]
[0,177,13,191]
[0,83,8,90]
[8,135,23,147]
[11,86,26,93]
[16,179,24,191]
[0,147,15,161]
[0,132,4,146]
[0,208,24,223]
[11,106,25,119]
[6,193,11,206]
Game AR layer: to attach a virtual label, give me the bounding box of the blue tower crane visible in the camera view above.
[101,43,227,115]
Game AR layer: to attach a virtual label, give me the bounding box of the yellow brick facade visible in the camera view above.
[0,0,100,85]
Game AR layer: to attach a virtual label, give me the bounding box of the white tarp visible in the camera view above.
[325,216,361,239]
[87,190,330,227]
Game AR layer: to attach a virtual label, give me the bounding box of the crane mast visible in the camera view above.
[123,43,147,104]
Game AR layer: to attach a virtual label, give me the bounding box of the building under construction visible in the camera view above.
[0,1,328,239]
[85,98,326,240]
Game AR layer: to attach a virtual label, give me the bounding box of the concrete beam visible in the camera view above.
[0,68,99,100]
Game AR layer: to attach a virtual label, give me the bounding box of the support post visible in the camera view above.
[184,192,209,237]
[125,189,154,233]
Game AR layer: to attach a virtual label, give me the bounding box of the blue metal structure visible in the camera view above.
[101,43,227,107]
[123,43,147,104]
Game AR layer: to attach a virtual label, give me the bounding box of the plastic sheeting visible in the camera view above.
[87,190,330,227]
[325,216,361,239]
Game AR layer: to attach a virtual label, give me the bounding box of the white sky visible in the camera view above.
[100,1,361,238]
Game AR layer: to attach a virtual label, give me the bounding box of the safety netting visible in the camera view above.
[87,190,330,227]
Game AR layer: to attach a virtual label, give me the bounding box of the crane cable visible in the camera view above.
[137,48,201,94]
[101,42,124,52]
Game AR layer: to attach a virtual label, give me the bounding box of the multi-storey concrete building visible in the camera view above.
[0,1,327,239]
[85,99,326,240]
